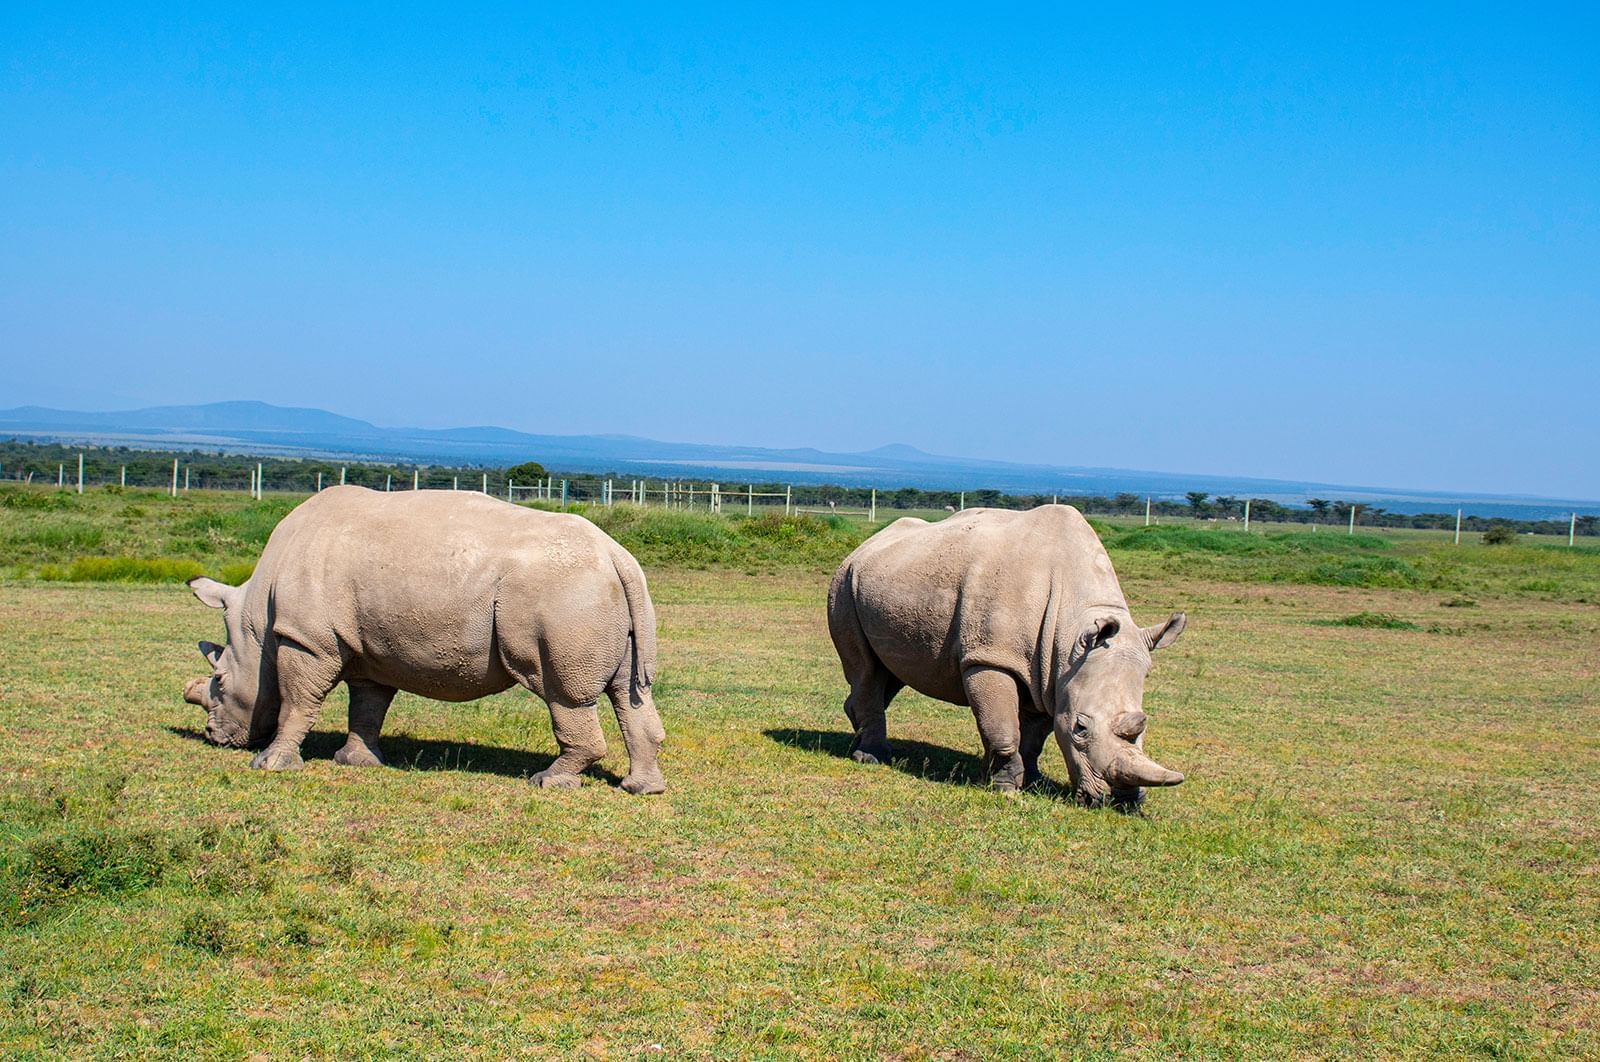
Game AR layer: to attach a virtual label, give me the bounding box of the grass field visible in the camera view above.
[1,488,1597,1056]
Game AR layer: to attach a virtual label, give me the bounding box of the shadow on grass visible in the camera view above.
[762,727,1071,799]
[164,727,623,785]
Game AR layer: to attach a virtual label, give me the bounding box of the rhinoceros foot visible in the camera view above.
[250,746,304,771]
[620,770,666,796]
[850,744,893,766]
[529,769,583,790]
[333,739,384,768]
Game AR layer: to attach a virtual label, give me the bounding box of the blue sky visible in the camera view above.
[2,5,1596,497]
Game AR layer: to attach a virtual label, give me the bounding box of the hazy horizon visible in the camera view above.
[3,8,1595,497]
[5,396,1598,509]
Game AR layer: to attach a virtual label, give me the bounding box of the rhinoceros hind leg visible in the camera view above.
[844,668,901,765]
[830,589,900,765]
[609,664,666,796]
[334,681,394,767]
[964,666,1026,793]
[529,701,607,790]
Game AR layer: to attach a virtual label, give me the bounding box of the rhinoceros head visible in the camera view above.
[1056,610,1186,808]
[183,576,273,749]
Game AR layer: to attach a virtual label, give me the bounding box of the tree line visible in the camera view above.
[1,439,1592,538]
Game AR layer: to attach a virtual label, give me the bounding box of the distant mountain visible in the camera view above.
[1,401,1595,521]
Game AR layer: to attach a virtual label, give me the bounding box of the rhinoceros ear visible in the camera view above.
[1077,615,1121,655]
[188,576,239,610]
[1142,611,1186,651]
[199,641,224,667]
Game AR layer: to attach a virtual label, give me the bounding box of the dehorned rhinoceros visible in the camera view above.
[182,486,667,794]
[827,505,1186,807]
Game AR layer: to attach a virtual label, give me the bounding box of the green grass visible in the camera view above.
[1325,611,1422,631]
[0,490,1598,1054]
[3,485,1598,602]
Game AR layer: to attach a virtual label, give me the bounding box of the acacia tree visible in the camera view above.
[1185,491,1210,516]
[506,461,548,482]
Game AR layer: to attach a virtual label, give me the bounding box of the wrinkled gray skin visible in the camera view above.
[827,505,1186,807]
[183,486,666,794]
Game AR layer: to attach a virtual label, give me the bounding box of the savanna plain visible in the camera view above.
[1,487,1597,1058]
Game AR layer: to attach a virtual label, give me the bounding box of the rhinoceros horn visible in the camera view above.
[1104,741,1184,788]
[183,676,212,708]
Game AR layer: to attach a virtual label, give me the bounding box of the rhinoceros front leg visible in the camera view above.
[334,681,395,767]
[529,701,607,789]
[1019,710,1052,789]
[963,666,1026,793]
[251,641,340,772]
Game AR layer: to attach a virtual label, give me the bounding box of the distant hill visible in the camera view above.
[1,400,1594,521]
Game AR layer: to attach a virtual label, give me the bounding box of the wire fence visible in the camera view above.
[8,451,1595,542]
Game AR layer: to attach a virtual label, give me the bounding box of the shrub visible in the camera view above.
[1482,525,1517,546]
[0,489,71,511]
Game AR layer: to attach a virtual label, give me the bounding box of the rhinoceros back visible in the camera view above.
[248,487,643,703]
[831,506,1126,705]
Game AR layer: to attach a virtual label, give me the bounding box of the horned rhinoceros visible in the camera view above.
[182,485,666,794]
[827,505,1186,807]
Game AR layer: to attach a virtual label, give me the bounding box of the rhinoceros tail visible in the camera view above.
[611,546,657,690]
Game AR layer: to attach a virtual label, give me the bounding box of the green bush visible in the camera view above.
[1482,525,1518,545]
[0,488,72,511]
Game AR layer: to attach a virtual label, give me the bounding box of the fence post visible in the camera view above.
[340,466,346,486]
[1145,497,1151,526]
[57,464,63,489]
[170,458,178,498]
[453,476,459,491]
[870,488,876,522]
[257,463,263,499]
[1243,498,1251,532]
[317,471,323,492]
[1571,513,1578,547]
[414,469,420,491]
[77,452,84,493]
[1349,505,1357,535]
[786,485,792,516]
[1454,509,1461,545]
[120,466,125,488]
[959,492,965,511]
[482,473,488,494]
[561,480,568,506]
[184,467,190,492]
[748,483,754,516]
[386,474,392,492]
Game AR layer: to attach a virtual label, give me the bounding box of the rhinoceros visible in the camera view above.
[182,485,667,794]
[827,505,1186,806]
